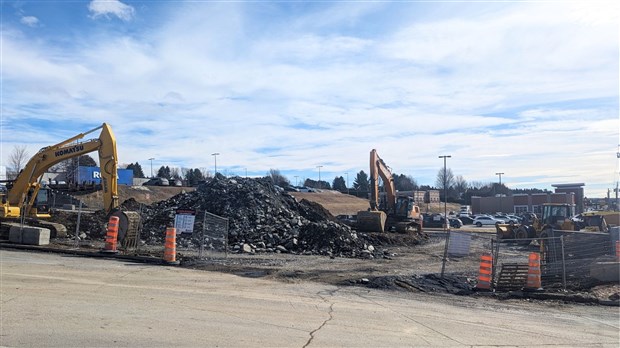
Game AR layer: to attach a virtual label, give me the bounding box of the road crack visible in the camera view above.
[303,288,338,348]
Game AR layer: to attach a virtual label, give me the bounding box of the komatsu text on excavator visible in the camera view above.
[1,123,140,245]
[356,149,423,233]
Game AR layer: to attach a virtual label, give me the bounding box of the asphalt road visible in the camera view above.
[1,250,618,347]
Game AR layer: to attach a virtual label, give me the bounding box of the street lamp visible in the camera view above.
[212,153,220,176]
[439,155,451,278]
[496,172,504,213]
[148,158,155,178]
[345,172,349,194]
[317,165,323,189]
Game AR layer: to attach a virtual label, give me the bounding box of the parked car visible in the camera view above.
[284,185,300,192]
[422,214,462,229]
[459,216,474,225]
[472,216,505,227]
[296,186,316,192]
[494,214,518,224]
[143,177,169,186]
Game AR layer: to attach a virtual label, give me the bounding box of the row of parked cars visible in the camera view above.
[423,213,524,229]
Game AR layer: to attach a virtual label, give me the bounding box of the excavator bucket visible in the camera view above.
[356,210,387,232]
[111,210,142,248]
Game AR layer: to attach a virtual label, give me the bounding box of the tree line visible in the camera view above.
[6,145,549,204]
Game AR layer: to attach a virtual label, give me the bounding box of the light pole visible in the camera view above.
[317,165,323,189]
[496,172,504,213]
[439,155,451,278]
[345,172,349,194]
[212,153,220,176]
[148,158,155,178]
[294,176,299,187]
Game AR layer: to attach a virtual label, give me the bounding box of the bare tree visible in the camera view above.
[454,175,468,198]
[435,167,455,191]
[8,145,30,179]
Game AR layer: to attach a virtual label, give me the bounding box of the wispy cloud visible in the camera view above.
[88,0,134,21]
[0,1,618,196]
[19,15,39,27]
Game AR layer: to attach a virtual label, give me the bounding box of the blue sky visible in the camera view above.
[1,0,619,198]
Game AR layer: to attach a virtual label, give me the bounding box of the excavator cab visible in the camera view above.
[541,204,574,231]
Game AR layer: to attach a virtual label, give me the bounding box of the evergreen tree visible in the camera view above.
[332,176,347,192]
[353,170,369,192]
[126,162,145,178]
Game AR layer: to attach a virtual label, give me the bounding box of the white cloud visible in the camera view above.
[1,1,618,197]
[88,0,135,21]
[20,16,39,27]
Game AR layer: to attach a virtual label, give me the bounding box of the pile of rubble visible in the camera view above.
[131,175,379,258]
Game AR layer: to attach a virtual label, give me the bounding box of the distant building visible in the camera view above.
[552,183,585,214]
[472,192,576,215]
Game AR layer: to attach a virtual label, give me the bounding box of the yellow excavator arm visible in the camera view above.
[3,123,119,218]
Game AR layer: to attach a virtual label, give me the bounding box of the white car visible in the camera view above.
[472,216,505,227]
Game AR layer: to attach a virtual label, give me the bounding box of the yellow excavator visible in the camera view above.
[1,123,140,244]
[356,149,423,233]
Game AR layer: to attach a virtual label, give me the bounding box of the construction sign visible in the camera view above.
[174,209,196,235]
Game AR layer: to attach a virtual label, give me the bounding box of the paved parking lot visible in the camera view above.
[1,250,618,347]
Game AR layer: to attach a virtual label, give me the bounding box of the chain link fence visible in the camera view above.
[440,229,618,292]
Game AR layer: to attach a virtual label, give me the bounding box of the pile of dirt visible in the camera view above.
[132,175,393,258]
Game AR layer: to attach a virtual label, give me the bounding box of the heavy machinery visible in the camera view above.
[496,203,610,245]
[1,123,140,244]
[356,149,423,233]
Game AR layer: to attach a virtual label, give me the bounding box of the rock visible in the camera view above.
[276,245,288,253]
[242,244,253,253]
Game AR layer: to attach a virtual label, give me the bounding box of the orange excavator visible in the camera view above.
[356,149,423,233]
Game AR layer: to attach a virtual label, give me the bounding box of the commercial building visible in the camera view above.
[471,184,583,215]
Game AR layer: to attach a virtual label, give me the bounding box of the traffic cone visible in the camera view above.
[525,252,542,290]
[164,227,179,265]
[102,216,119,254]
[476,253,493,291]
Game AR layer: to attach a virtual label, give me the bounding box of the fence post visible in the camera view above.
[200,211,206,259]
[74,200,83,248]
[560,235,566,291]
[440,231,450,278]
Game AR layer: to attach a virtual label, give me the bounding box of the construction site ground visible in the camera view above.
[5,185,619,305]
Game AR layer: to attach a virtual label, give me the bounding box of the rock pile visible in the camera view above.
[137,175,377,258]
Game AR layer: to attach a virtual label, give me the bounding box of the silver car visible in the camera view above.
[472,216,505,227]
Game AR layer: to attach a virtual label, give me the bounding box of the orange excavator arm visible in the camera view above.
[368,149,396,211]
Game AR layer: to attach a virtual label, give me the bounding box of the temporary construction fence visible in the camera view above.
[171,209,229,258]
[440,229,619,292]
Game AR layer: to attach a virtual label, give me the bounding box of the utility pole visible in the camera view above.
[212,153,220,176]
[317,166,323,189]
[496,172,504,213]
[294,175,299,187]
[439,155,451,278]
[345,172,349,194]
[149,158,155,178]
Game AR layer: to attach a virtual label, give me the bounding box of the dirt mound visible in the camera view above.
[135,175,382,258]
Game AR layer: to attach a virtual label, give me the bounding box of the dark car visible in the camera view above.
[422,214,462,229]
[459,216,474,225]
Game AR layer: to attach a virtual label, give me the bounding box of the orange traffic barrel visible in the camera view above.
[525,252,542,290]
[164,227,179,265]
[103,216,119,253]
[476,253,493,291]
[615,241,619,261]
